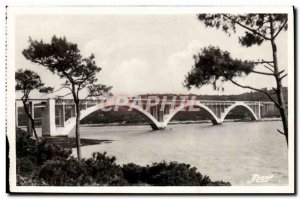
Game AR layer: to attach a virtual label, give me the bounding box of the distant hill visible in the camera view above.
[139,87,288,102]
[199,87,288,102]
[17,87,287,126]
[80,87,287,125]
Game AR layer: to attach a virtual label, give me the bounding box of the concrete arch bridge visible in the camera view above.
[15,98,276,137]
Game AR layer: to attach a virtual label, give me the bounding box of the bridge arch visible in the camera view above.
[60,101,163,137]
[221,102,258,122]
[163,102,220,126]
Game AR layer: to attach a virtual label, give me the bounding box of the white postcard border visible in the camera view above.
[6,6,295,193]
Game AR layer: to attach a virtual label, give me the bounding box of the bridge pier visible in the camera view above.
[151,105,165,122]
[150,105,165,130]
[15,102,18,127]
[26,101,34,136]
[41,99,56,136]
[212,120,222,125]
[57,103,65,127]
[258,102,261,119]
[150,123,165,130]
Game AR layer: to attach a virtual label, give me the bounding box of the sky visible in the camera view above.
[15,14,288,98]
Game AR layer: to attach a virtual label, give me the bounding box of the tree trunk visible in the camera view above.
[270,22,289,145]
[75,101,82,160]
[271,40,288,145]
[22,100,39,143]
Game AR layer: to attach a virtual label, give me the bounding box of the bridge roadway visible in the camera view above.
[15,98,276,137]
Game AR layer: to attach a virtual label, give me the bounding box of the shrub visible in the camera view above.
[17,175,48,186]
[208,181,231,186]
[38,157,92,186]
[16,128,72,165]
[85,152,127,185]
[36,140,71,165]
[16,157,36,174]
[38,152,127,186]
[16,128,38,160]
[16,127,72,179]
[16,128,38,175]
[146,161,212,186]
[122,161,230,186]
[122,163,148,184]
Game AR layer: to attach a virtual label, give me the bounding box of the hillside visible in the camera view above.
[140,87,288,102]
[80,87,287,125]
[17,87,287,126]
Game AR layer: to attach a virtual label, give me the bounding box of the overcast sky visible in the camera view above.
[15,14,288,98]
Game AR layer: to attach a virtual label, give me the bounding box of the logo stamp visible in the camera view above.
[247,174,274,184]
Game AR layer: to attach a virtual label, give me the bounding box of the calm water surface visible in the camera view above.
[73,121,288,186]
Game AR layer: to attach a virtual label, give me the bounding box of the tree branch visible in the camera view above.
[277,129,285,135]
[263,64,274,72]
[228,79,281,108]
[279,73,288,80]
[51,86,72,93]
[251,70,274,76]
[255,20,271,31]
[252,61,274,65]
[74,70,94,84]
[56,92,72,98]
[62,70,75,85]
[222,14,272,40]
[266,62,274,68]
[277,70,285,76]
[270,87,278,94]
[273,18,288,39]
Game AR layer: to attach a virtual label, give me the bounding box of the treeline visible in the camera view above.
[140,87,288,102]
[80,88,286,125]
[200,87,287,102]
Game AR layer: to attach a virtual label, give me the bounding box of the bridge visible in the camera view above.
[15,97,276,137]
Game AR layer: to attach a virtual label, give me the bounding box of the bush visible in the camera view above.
[16,127,72,178]
[85,152,127,185]
[16,128,38,175]
[16,157,36,174]
[208,181,231,186]
[16,128,72,165]
[17,175,48,186]
[146,161,211,186]
[38,152,127,186]
[122,163,148,184]
[36,140,71,165]
[16,128,38,160]
[38,157,92,186]
[122,161,231,186]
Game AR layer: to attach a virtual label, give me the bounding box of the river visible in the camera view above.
[73,121,288,186]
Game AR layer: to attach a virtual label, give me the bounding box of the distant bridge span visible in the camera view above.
[15,98,275,137]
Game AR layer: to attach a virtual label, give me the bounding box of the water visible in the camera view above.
[73,121,288,186]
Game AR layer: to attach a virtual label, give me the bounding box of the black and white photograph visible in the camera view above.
[6,6,295,194]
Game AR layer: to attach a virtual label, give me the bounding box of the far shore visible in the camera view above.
[79,117,281,128]
[26,118,281,149]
